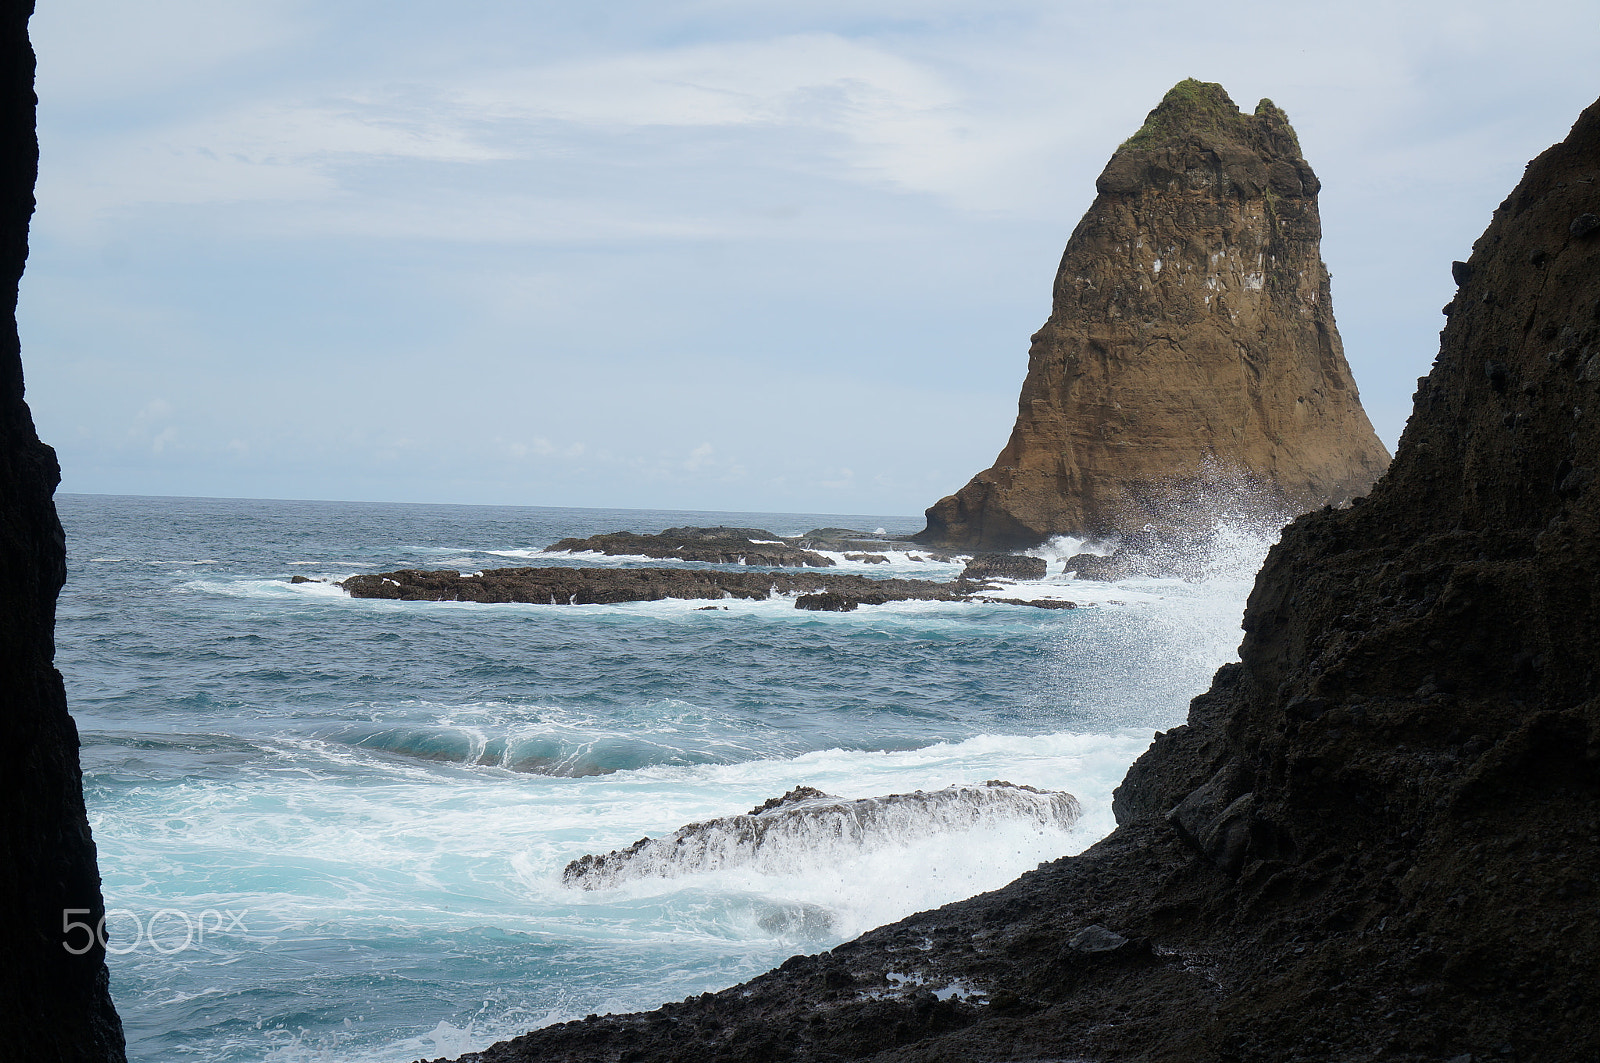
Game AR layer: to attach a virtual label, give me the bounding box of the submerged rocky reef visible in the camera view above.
[337,533,1074,610]
[425,95,1600,1063]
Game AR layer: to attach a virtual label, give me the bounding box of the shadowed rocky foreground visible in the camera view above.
[0,0,125,1058]
[425,96,1600,1063]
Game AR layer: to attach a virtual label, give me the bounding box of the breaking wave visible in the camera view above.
[563,781,1082,890]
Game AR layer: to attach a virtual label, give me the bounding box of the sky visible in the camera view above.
[19,0,1600,515]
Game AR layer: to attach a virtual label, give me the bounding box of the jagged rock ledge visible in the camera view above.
[563,782,1081,891]
[339,566,1072,609]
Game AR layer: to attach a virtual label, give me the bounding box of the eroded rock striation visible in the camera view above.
[431,96,1600,1063]
[920,80,1389,550]
[0,1,126,1058]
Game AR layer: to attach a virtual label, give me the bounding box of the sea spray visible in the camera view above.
[563,781,1082,889]
[57,495,1264,1062]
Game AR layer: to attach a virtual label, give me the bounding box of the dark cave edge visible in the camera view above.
[433,98,1600,1063]
[0,1,126,1060]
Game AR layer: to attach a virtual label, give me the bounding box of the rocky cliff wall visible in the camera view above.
[0,1,126,1058]
[919,81,1389,550]
[440,94,1600,1063]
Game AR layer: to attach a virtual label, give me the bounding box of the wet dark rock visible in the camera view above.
[1556,464,1595,495]
[748,787,832,815]
[960,554,1047,581]
[561,782,1080,890]
[289,574,319,584]
[795,592,857,612]
[842,552,890,563]
[547,527,834,568]
[1062,552,1132,581]
[0,6,125,1056]
[976,597,1078,610]
[1067,924,1128,953]
[341,567,965,607]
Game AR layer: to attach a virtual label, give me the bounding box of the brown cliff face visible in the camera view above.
[920,80,1389,550]
[0,1,126,1058]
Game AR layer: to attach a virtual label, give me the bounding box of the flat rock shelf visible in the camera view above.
[339,567,1076,610]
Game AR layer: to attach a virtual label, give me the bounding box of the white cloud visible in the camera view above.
[31,0,304,105]
[23,0,1600,508]
[683,442,715,470]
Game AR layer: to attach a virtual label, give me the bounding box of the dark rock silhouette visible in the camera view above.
[958,554,1048,581]
[341,566,1082,611]
[340,566,966,605]
[0,1,125,1058]
[428,95,1600,1063]
[794,592,858,611]
[919,80,1389,550]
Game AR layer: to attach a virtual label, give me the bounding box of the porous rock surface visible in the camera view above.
[0,1,126,1058]
[958,554,1048,581]
[920,80,1389,550]
[427,96,1600,1063]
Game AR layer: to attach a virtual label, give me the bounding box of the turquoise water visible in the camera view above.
[56,494,1267,1062]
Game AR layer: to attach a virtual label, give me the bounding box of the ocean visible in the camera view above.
[54,493,1274,1062]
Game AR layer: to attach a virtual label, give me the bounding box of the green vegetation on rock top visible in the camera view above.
[1120,78,1300,155]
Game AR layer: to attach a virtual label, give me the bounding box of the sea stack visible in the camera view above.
[919,80,1389,550]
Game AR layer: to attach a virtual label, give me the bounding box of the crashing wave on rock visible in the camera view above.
[562,781,1082,890]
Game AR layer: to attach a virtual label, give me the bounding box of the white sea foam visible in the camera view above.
[563,783,1082,890]
[73,498,1271,1063]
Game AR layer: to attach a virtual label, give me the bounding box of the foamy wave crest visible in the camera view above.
[562,781,1080,890]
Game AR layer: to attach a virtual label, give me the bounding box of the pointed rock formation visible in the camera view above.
[919,80,1389,550]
